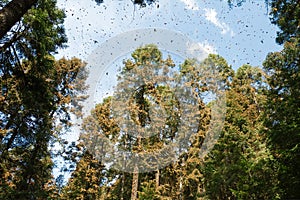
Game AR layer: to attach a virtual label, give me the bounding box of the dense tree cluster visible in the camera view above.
[0,0,87,199]
[63,46,283,200]
[0,0,299,199]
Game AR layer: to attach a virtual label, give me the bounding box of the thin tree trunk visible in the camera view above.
[155,169,160,188]
[0,0,38,39]
[131,134,141,200]
[131,165,139,200]
[121,172,125,200]
[130,84,149,200]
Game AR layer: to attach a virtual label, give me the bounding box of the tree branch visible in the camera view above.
[0,0,37,39]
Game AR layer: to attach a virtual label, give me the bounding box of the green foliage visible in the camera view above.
[80,45,182,200]
[261,1,300,198]
[139,180,158,200]
[226,0,299,45]
[94,0,157,7]
[2,0,299,197]
[60,152,105,200]
[0,1,87,199]
[78,46,235,199]
[202,65,281,199]
[269,0,300,44]
[263,37,300,198]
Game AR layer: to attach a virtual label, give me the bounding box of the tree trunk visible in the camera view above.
[130,84,149,200]
[0,0,38,39]
[131,134,141,200]
[121,172,125,200]
[155,169,160,188]
[131,166,139,200]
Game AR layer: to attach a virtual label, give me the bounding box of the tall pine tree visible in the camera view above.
[0,0,87,198]
[202,65,281,199]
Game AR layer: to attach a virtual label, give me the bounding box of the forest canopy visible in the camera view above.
[0,0,299,199]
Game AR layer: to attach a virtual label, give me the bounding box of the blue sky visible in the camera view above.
[56,0,282,70]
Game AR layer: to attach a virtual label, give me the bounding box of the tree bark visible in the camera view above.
[0,0,38,39]
[155,169,160,188]
[131,166,139,200]
[121,172,125,200]
[131,135,141,200]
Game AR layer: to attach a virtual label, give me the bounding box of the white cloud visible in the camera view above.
[179,0,199,10]
[204,8,234,36]
[187,41,217,60]
[198,41,217,55]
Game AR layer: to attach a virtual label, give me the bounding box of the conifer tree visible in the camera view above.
[0,0,87,198]
[79,48,230,199]
[80,44,183,200]
[202,65,281,199]
[60,152,106,200]
[263,38,300,198]
[79,45,193,199]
